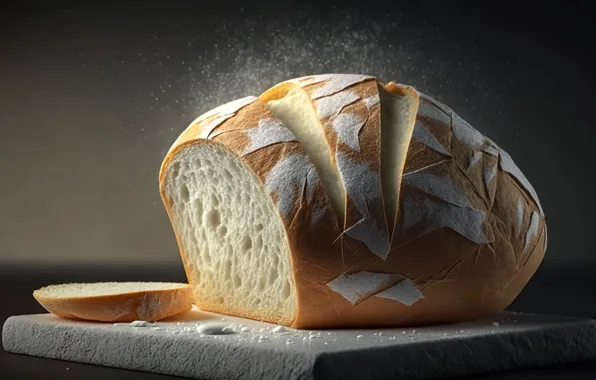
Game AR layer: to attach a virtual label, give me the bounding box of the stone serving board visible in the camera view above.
[3,307,596,380]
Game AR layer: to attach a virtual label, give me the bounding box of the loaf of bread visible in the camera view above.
[159,74,546,329]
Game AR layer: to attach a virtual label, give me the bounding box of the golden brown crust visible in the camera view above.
[33,284,193,323]
[159,74,546,329]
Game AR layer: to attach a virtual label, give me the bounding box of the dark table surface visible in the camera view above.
[1,262,595,380]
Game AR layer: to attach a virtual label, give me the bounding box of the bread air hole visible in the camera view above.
[224,259,232,277]
[204,209,221,228]
[232,274,242,288]
[193,199,203,217]
[254,235,263,250]
[166,144,297,325]
[257,277,266,291]
[268,267,279,286]
[172,162,181,179]
[281,280,291,299]
[180,184,190,201]
[203,248,212,265]
[241,236,252,252]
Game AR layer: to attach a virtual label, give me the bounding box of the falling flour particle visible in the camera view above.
[185,8,432,132]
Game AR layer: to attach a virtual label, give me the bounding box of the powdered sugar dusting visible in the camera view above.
[363,94,380,109]
[315,91,361,118]
[332,113,366,152]
[194,96,256,139]
[375,278,424,306]
[327,271,397,305]
[243,118,297,155]
[310,74,372,99]
[196,96,257,124]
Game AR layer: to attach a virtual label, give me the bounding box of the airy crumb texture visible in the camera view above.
[162,143,297,326]
[33,282,193,322]
[34,282,189,299]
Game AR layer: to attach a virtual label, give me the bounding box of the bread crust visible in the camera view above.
[159,75,546,329]
[33,283,193,322]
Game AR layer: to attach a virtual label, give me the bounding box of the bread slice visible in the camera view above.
[33,282,193,322]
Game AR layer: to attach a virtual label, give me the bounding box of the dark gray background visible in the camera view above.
[1,0,594,270]
[1,1,595,379]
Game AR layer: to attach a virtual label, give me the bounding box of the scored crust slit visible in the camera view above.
[378,82,420,245]
[260,81,346,224]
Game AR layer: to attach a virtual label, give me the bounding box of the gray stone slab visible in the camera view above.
[3,308,596,380]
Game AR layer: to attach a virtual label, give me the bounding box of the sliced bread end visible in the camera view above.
[33,282,193,322]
